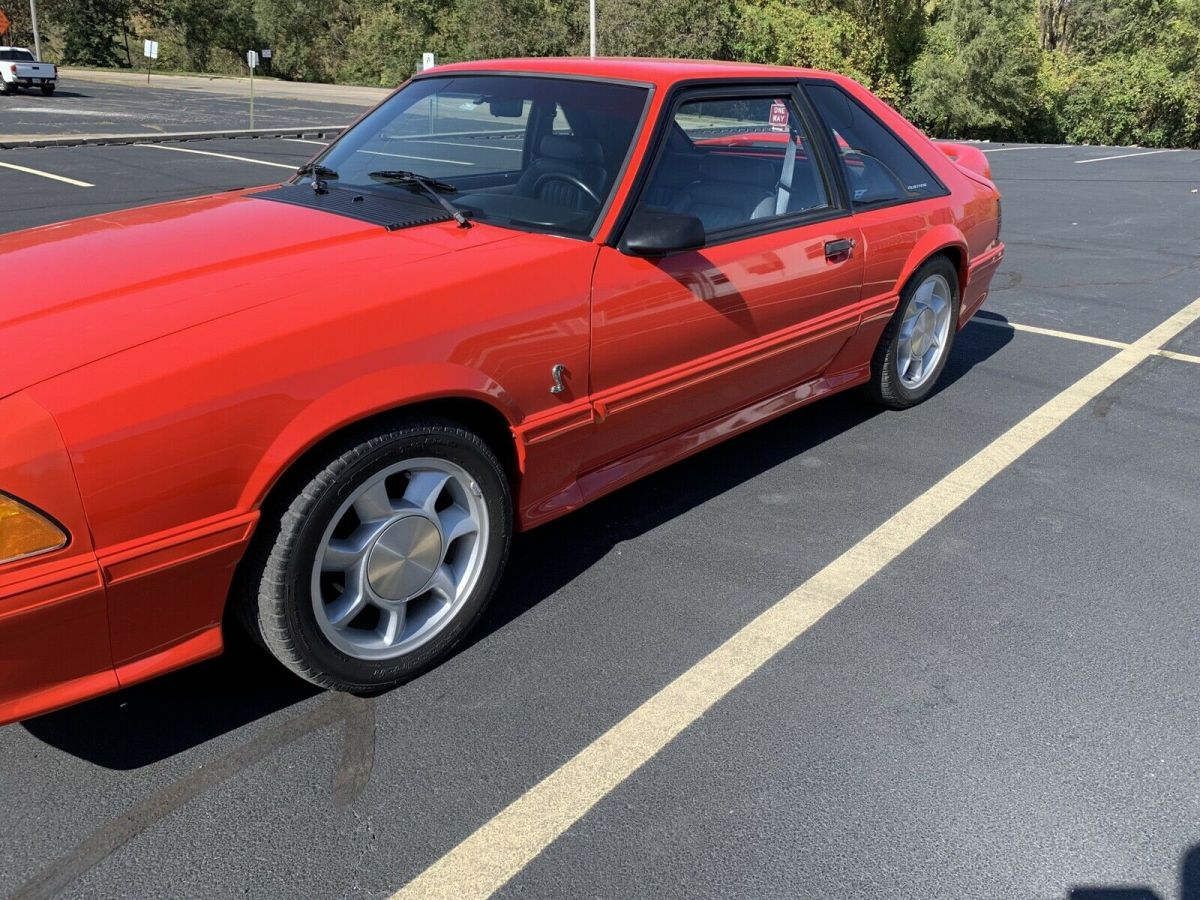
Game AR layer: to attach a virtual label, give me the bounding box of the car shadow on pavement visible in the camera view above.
[22,628,319,769]
[466,317,1014,648]
[1069,842,1199,899]
[20,318,1013,767]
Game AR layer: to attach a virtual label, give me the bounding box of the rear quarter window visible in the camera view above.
[806,83,945,209]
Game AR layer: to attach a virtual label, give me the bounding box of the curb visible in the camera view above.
[0,125,347,150]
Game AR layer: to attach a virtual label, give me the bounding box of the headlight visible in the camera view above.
[0,493,68,564]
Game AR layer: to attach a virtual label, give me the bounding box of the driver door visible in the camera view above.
[583,87,865,472]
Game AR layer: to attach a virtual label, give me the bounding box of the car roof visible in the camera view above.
[424,57,840,89]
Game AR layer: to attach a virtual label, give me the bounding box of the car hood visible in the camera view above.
[0,189,519,399]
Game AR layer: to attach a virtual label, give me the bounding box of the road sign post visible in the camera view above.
[143,39,159,85]
[246,50,259,127]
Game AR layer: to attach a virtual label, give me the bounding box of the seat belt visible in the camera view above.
[776,129,798,215]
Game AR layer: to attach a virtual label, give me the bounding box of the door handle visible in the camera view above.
[825,238,855,260]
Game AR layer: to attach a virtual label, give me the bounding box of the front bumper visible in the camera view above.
[0,393,115,725]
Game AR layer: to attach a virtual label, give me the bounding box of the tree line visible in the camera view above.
[4,0,1199,147]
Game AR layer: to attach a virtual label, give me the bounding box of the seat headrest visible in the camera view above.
[699,154,778,188]
[539,135,604,165]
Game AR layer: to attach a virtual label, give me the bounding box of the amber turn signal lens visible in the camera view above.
[0,494,68,564]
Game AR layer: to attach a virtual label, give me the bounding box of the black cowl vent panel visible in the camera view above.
[251,184,452,231]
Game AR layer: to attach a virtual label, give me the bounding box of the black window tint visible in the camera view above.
[0,49,36,61]
[636,95,831,236]
[806,84,943,208]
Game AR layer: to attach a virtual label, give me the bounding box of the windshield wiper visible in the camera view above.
[368,170,471,227]
[296,162,339,194]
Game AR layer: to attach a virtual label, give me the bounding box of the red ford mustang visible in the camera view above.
[0,58,1003,724]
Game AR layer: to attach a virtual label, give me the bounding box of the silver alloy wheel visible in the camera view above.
[896,272,953,390]
[310,457,489,661]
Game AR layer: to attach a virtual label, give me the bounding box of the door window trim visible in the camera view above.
[609,79,853,254]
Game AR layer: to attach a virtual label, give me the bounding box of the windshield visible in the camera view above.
[0,50,36,61]
[312,74,649,237]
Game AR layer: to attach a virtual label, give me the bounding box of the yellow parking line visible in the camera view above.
[393,293,1200,900]
[1155,348,1200,365]
[0,160,93,187]
[136,143,298,169]
[971,317,1129,349]
[972,317,1200,364]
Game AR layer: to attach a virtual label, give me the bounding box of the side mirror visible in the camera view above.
[621,210,706,257]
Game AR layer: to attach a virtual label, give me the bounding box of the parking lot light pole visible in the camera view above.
[589,0,596,57]
[28,0,42,60]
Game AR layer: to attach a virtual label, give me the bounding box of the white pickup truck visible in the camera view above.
[0,47,57,95]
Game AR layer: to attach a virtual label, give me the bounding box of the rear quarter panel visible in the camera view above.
[829,76,1001,320]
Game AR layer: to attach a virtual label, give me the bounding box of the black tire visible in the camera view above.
[0,82,16,95]
[40,83,55,96]
[240,419,512,692]
[868,255,961,410]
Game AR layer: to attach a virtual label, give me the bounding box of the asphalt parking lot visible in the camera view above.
[0,76,367,138]
[1,99,1199,900]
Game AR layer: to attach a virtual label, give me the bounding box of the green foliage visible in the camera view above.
[1060,51,1200,146]
[734,0,905,102]
[442,0,582,61]
[596,0,735,58]
[25,0,1200,147]
[57,0,129,66]
[908,0,1041,138]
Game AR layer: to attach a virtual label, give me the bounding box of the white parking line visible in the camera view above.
[135,143,298,169]
[0,160,93,187]
[283,138,330,146]
[6,107,136,117]
[358,149,474,166]
[399,138,523,153]
[971,317,1200,364]
[1076,149,1182,164]
[978,146,1065,154]
[392,293,1200,900]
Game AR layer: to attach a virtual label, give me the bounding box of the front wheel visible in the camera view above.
[0,81,16,95]
[868,255,960,409]
[241,420,512,692]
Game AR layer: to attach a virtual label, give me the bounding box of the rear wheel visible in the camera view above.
[869,255,960,409]
[40,83,55,96]
[241,420,512,692]
[0,81,16,95]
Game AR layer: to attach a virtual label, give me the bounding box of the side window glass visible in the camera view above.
[806,84,943,208]
[636,94,831,236]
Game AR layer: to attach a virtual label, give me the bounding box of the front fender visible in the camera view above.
[239,362,521,510]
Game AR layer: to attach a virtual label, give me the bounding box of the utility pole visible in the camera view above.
[589,0,596,57]
[28,0,42,59]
